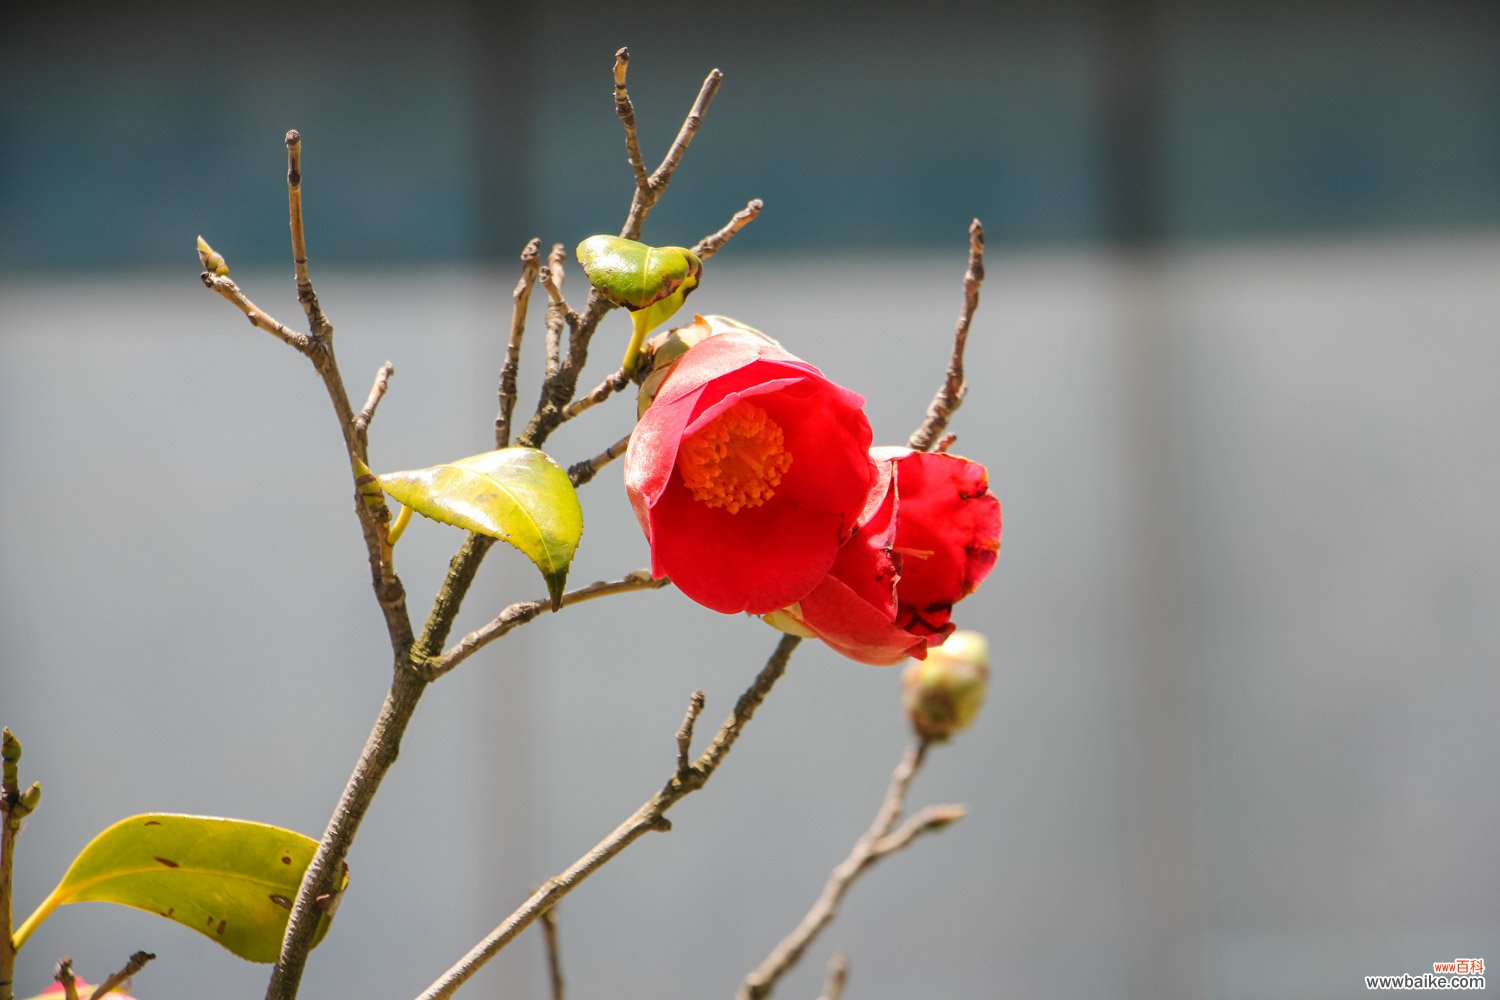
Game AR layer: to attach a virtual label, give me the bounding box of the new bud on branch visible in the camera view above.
[625,320,1002,665]
[902,630,991,740]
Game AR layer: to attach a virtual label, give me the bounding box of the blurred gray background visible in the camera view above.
[3,2,1498,998]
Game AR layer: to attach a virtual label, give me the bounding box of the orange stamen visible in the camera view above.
[678,400,793,513]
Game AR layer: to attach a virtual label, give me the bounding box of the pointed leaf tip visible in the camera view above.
[379,447,583,599]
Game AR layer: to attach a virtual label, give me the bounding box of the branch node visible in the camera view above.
[675,690,707,773]
[88,950,155,1000]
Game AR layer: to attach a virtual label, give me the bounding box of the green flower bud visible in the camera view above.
[901,630,990,741]
[637,314,783,417]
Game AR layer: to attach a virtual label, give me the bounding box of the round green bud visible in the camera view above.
[902,630,990,741]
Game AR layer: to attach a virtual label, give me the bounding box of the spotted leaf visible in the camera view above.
[13,814,342,963]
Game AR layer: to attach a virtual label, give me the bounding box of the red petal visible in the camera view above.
[793,573,936,666]
[627,335,877,614]
[649,476,850,613]
[885,450,1002,630]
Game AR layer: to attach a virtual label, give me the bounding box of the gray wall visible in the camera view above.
[2,3,1498,999]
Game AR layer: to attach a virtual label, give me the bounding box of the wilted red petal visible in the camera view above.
[790,572,933,666]
[779,449,998,665]
[883,448,1001,635]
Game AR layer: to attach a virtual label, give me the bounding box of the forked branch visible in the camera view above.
[416,636,803,1000]
[738,744,963,1000]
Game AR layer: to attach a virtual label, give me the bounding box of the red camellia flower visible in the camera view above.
[625,327,877,614]
[766,447,1001,665]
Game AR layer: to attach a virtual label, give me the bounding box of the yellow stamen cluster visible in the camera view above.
[678,400,793,513]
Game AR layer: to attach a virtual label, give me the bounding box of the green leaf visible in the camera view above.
[380,447,583,607]
[12,814,344,964]
[576,235,701,312]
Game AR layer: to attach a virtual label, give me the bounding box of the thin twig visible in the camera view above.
[693,199,764,260]
[908,219,986,452]
[738,743,964,1000]
[675,690,707,774]
[622,68,724,240]
[539,906,566,1000]
[496,239,543,447]
[542,244,569,382]
[0,729,21,1000]
[199,273,314,353]
[816,952,849,1000]
[426,570,669,681]
[522,57,727,451]
[212,133,414,1000]
[353,361,395,449]
[567,432,632,487]
[416,635,803,1000]
[539,265,576,324]
[89,951,155,1000]
[613,48,651,193]
[285,130,332,340]
[52,959,78,1000]
[561,367,631,421]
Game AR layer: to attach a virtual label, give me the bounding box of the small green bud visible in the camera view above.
[902,630,990,741]
[638,314,783,417]
[197,235,230,277]
[18,780,41,815]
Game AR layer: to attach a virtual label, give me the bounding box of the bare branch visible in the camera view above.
[738,743,962,1000]
[219,130,416,1000]
[540,906,566,1000]
[496,239,543,447]
[285,130,332,340]
[908,219,986,452]
[693,198,764,260]
[872,803,966,854]
[561,366,632,422]
[676,690,707,773]
[200,272,314,353]
[539,265,577,324]
[426,570,670,681]
[567,432,632,487]
[543,243,569,380]
[613,48,651,193]
[1,729,21,1000]
[52,959,78,1000]
[89,950,155,1000]
[522,56,727,451]
[353,361,395,448]
[816,952,850,1000]
[416,636,803,1000]
[621,67,724,241]
[268,666,423,1000]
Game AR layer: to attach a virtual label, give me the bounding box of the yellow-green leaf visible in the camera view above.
[379,447,582,608]
[12,814,344,964]
[576,235,701,312]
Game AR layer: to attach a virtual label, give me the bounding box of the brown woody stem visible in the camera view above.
[496,238,542,447]
[416,636,802,999]
[908,219,986,452]
[738,743,964,1000]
